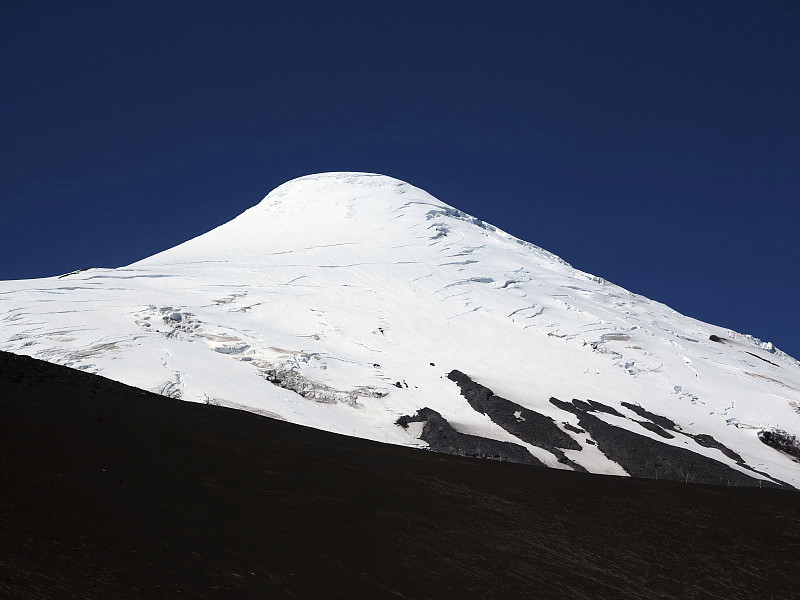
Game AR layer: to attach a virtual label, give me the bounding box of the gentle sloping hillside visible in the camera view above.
[2,350,799,599]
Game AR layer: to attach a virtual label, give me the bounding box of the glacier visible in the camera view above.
[2,172,799,487]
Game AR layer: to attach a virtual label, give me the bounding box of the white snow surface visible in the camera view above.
[2,172,799,485]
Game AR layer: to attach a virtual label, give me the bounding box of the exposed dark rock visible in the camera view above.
[563,422,585,434]
[636,420,675,439]
[759,429,800,459]
[57,267,91,279]
[690,434,745,463]
[746,351,780,367]
[624,402,787,484]
[621,402,677,430]
[573,398,625,418]
[446,370,586,471]
[557,454,588,472]
[621,402,747,465]
[396,408,545,467]
[550,398,781,488]
[395,414,413,428]
[447,370,579,449]
[709,334,725,343]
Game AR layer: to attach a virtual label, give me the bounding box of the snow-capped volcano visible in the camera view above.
[2,172,799,487]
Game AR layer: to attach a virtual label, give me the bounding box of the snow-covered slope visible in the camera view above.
[2,172,799,487]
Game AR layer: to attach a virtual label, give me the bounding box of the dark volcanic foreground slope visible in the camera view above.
[1,351,799,600]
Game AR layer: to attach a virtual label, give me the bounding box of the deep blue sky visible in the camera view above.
[2,1,799,358]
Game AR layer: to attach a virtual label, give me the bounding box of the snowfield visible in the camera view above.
[2,172,799,487]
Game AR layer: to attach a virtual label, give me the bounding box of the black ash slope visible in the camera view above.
[1,351,799,600]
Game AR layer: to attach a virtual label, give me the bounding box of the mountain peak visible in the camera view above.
[252,171,447,226]
[136,171,492,267]
[260,172,419,204]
